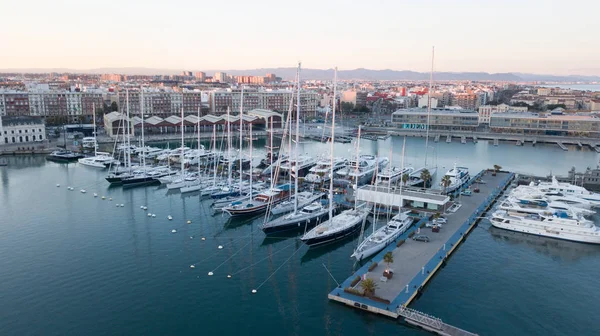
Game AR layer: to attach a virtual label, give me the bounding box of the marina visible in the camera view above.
[329,170,514,334]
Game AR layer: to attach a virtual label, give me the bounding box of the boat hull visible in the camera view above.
[301,215,366,247]
[261,209,332,234]
[491,220,600,244]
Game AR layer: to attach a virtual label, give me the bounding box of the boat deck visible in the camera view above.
[328,170,514,334]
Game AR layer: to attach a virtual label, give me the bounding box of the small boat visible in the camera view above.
[46,150,84,162]
[78,152,120,168]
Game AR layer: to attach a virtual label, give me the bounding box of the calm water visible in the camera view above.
[1,137,600,336]
[539,84,600,92]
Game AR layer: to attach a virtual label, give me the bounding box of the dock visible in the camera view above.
[460,136,466,144]
[446,135,451,143]
[493,139,499,146]
[594,146,600,153]
[329,170,514,335]
[557,142,568,151]
[577,141,583,149]
[434,134,440,143]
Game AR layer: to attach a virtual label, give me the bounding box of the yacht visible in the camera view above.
[376,166,414,186]
[222,184,291,217]
[511,185,594,212]
[270,191,325,215]
[408,166,437,188]
[121,167,175,188]
[46,150,84,162]
[351,211,414,261]
[260,201,333,234]
[279,155,317,177]
[491,209,600,244]
[300,207,370,247]
[304,157,347,184]
[535,177,600,206]
[81,137,98,149]
[78,152,120,168]
[441,165,469,193]
[336,155,389,186]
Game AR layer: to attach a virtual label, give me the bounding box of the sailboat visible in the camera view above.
[301,67,371,247]
[166,107,193,191]
[409,46,438,187]
[352,138,414,261]
[78,103,120,168]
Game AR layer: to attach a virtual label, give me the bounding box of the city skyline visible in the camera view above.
[1,0,599,75]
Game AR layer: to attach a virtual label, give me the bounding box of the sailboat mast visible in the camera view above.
[227,106,232,186]
[92,102,97,157]
[248,122,253,200]
[180,106,184,174]
[294,62,301,214]
[328,67,337,221]
[270,117,274,184]
[212,124,217,186]
[239,86,244,191]
[424,46,434,167]
[140,90,145,168]
[197,106,200,167]
[126,90,131,170]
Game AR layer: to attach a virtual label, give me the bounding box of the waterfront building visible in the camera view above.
[0,116,46,144]
[478,103,528,123]
[489,112,600,137]
[391,107,479,132]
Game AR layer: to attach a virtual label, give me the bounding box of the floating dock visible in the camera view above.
[329,170,514,335]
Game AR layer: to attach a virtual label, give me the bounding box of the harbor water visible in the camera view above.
[1,137,600,336]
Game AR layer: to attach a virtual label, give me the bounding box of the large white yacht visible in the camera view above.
[351,211,413,261]
[534,177,600,206]
[279,155,317,177]
[78,152,119,168]
[491,209,600,244]
[304,157,347,184]
[336,155,389,186]
[376,166,414,186]
[270,191,325,215]
[441,165,469,193]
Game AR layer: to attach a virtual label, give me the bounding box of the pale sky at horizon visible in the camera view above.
[1,0,599,75]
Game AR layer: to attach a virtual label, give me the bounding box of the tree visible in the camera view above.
[441,175,452,194]
[341,102,354,113]
[383,251,394,270]
[360,278,377,297]
[511,102,531,108]
[401,173,409,186]
[420,169,431,188]
[110,102,119,112]
[493,164,502,172]
[546,104,567,111]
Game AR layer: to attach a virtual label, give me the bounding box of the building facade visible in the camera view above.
[478,103,528,123]
[489,113,600,137]
[391,107,480,132]
[117,91,204,118]
[341,90,367,107]
[1,116,46,145]
[0,92,29,117]
[208,89,319,117]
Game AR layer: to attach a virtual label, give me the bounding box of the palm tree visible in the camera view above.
[401,173,409,186]
[493,164,501,176]
[441,175,452,194]
[383,251,394,270]
[420,168,431,188]
[360,278,378,296]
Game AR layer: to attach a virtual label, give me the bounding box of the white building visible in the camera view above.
[1,116,46,145]
[418,95,438,108]
[478,103,528,123]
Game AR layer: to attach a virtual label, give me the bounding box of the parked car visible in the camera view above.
[425,222,439,228]
[412,235,430,242]
[433,217,447,225]
[461,189,472,196]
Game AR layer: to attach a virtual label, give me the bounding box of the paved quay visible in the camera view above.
[328,170,514,334]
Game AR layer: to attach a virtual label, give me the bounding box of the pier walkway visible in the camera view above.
[329,170,514,335]
[398,307,478,336]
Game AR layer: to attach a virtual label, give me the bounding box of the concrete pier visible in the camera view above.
[329,170,514,335]
[557,142,568,151]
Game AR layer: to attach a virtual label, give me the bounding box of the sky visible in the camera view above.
[1,0,599,75]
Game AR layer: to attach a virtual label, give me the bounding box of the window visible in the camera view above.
[32,129,35,133]
[19,130,21,134]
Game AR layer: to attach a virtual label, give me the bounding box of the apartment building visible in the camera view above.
[0,92,29,117]
[117,91,204,117]
[28,91,103,122]
[478,103,528,123]
[208,89,319,116]
[341,90,367,107]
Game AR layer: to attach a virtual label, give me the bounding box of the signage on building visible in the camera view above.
[401,123,428,130]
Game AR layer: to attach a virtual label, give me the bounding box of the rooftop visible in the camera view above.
[392,107,478,116]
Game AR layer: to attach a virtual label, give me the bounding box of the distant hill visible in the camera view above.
[1,67,599,82]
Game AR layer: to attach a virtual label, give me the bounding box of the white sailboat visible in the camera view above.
[301,67,370,247]
[79,103,120,168]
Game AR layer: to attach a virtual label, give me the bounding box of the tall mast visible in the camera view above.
[269,117,274,184]
[294,62,301,214]
[180,106,184,174]
[126,90,131,170]
[248,122,253,200]
[197,105,201,161]
[424,46,434,167]
[212,124,217,186]
[92,102,97,157]
[328,67,337,221]
[239,86,244,191]
[140,89,145,168]
[227,106,232,187]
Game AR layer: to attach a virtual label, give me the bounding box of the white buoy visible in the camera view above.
[80,189,86,193]
[171,229,177,233]
[101,196,106,200]
[140,206,144,209]
[187,220,191,224]
[218,245,223,249]
[143,206,148,210]
[189,236,193,239]
[151,214,156,218]
[168,216,173,220]
[227,275,232,278]
[56,184,60,187]
[109,198,112,201]
[201,237,206,241]
[208,271,214,276]
[93,193,98,197]
[251,289,257,294]
[190,265,196,269]
[147,213,152,217]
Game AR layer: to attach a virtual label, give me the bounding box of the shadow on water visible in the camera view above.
[260,230,303,247]
[300,234,358,264]
[223,213,263,230]
[488,225,600,262]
